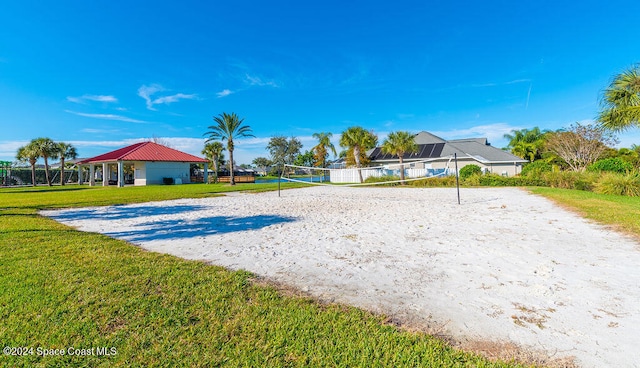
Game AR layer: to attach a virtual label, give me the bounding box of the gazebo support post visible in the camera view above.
[117,161,124,187]
[89,165,95,186]
[102,163,108,186]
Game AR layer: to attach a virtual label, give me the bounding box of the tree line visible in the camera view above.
[201,112,421,184]
[16,138,78,186]
[251,128,418,183]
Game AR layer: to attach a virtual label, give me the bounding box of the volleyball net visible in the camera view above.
[280,156,456,187]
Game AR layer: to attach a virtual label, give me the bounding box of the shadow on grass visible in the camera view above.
[105,215,297,242]
[0,187,93,194]
[44,204,210,221]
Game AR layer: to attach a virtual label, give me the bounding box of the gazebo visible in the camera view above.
[77,142,208,187]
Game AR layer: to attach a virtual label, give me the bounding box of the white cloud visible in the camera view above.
[72,137,209,159]
[216,89,233,98]
[245,74,279,87]
[67,94,118,104]
[65,110,148,124]
[505,79,532,85]
[137,84,166,110]
[80,128,121,134]
[138,84,197,110]
[85,95,118,103]
[0,140,30,162]
[152,93,197,105]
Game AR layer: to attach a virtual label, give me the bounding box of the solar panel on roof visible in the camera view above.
[368,143,446,161]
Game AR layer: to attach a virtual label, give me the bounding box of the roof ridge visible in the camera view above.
[119,141,151,160]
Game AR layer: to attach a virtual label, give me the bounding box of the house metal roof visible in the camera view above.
[369,131,527,164]
[78,142,208,164]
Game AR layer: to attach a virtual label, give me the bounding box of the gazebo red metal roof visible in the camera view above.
[78,142,208,164]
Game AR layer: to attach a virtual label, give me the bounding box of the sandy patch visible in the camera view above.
[41,186,640,367]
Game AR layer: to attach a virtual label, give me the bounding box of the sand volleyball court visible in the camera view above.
[42,186,640,367]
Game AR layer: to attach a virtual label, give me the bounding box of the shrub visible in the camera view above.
[476,174,546,187]
[410,175,457,187]
[521,161,552,178]
[364,175,400,186]
[542,171,599,191]
[463,174,481,186]
[459,164,482,180]
[594,172,640,196]
[162,177,175,185]
[587,158,633,174]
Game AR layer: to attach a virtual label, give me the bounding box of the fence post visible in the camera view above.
[455,153,460,205]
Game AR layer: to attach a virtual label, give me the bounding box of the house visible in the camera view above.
[330,131,527,183]
[77,142,209,187]
[368,131,527,176]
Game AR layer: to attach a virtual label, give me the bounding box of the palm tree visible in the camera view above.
[204,112,254,185]
[381,131,418,184]
[202,141,225,183]
[16,143,39,186]
[252,157,272,176]
[57,142,78,186]
[503,127,548,162]
[32,138,58,186]
[312,132,337,168]
[598,65,640,132]
[339,126,378,183]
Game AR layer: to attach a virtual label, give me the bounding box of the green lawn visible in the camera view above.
[0,184,525,367]
[530,187,640,239]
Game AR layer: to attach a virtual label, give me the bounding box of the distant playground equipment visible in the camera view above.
[0,160,19,186]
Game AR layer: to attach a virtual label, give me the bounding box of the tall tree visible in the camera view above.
[204,112,254,185]
[312,132,337,168]
[503,127,549,162]
[545,122,618,172]
[16,143,39,186]
[252,157,272,176]
[57,142,78,186]
[339,126,378,183]
[266,136,302,174]
[598,64,640,132]
[32,137,58,186]
[202,141,225,183]
[381,131,418,184]
[294,150,316,168]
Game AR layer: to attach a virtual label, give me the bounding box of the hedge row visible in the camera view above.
[407,170,640,197]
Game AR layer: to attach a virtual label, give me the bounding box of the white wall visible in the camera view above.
[133,161,146,186]
[135,162,191,185]
[431,159,522,176]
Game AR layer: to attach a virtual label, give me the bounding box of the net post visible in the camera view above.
[278,165,282,197]
[454,153,460,205]
[279,164,286,197]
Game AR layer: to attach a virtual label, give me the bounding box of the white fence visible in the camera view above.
[329,168,450,183]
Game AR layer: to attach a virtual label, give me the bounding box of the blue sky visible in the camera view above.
[2,1,640,165]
